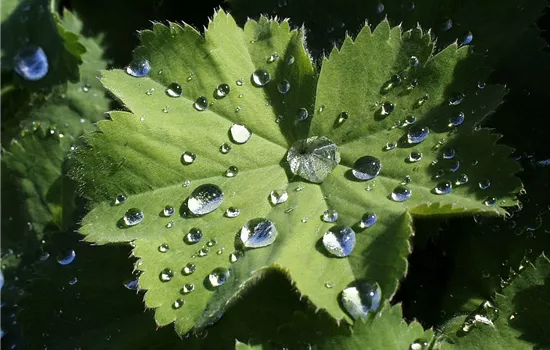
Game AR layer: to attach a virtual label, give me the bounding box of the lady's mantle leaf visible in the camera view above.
[72,11,521,335]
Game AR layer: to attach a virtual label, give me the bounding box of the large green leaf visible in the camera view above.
[439,254,550,349]
[72,11,522,335]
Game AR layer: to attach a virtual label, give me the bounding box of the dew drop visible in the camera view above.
[224,166,239,178]
[57,250,76,265]
[404,115,417,125]
[336,111,349,126]
[384,142,397,151]
[462,31,473,45]
[229,250,244,263]
[380,102,395,116]
[166,82,182,97]
[441,17,453,31]
[408,151,423,163]
[297,108,309,121]
[240,218,278,248]
[269,190,288,205]
[230,124,252,144]
[123,278,138,290]
[208,267,230,288]
[159,268,174,282]
[206,238,218,247]
[287,136,340,183]
[402,175,412,185]
[325,281,335,289]
[182,283,195,294]
[407,125,429,144]
[478,179,491,190]
[376,2,385,13]
[341,281,381,320]
[185,228,203,244]
[409,56,419,67]
[187,184,224,215]
[456,174,469,185]
[352,156,381,180]
[163,205,175,217]
[434,180,452,195]
[215,83,231,98]
[114,193,127,205]
[323,225,356,257]
[391,186,412,202]
[162,106,169,113]
[484,197,497,207]
[277,80,290,94]
[359,212,377,229]
[236,78,244,86]
[448,160,460,172]
[122,208,144,226]
[267,52,278,63]
[251,69,271,87]
[442,148,456,159]
[415,94,429,107]
[198,247,210,257]
[224,207,240,218]
[322,209,339,223]
[125,58,150,77]
[158,243,169,253]
[193,96,208,111]
[172,298,184,309]
[181,152,196,165]
[477,81,486,89]
[287,56,295,65]
[220,142,232,154]
[449,92,465,106]
[182,263,196,275]
[410,339,429,350]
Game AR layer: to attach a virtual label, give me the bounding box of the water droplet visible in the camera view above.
[456,174,469,185]
[462,31,473,45]
[215,83,230,98]
[180,151,196,165]
[484,197,497,206]
[208,267,230,287]
[359,212,377,229]
[391,186,412,202]
[206,239,218,247]
[251,69,271,87]
[402,175,412,185]
[166,82,182,97]
[187,184,224,215]
[415,93,429,107]
[297,108,309,121]
[384,141,397,151]
[159,268,174,282]
[287,56,295,65]
[448,160,460,172]
[14,46,48,81]
[220,142,232,154]
[182,283,195,294]
[39,251,50,261]
[185,228,203,244]
[224,166,239,177]
[336,111,349,126]
[287,136,340,183]
[198,247,210,257]
[193,96,208,111]
[478,179,491,190]
[224,207,240,218]
[322,209,339,223]
[407,125,429,144]
[82,83,91,92]
[182,263,196,275]
[404,115,416,125]
[216,248,225,255]
[172,298,184,309]
[163,205,175,217]
[267,52,279,63]
[126,58,150,77]
[441,17,453,31]
[229,250,244,263]
[434,180,452,195]
[183,180,191,187]
[323,225,356,257]
[123,278,139,290]
[230,124,252,144]
[449,92,465,105]
[114,193,127,205]
[166,221,174,228]
[477,81,486,89]
[268,189,288,205]
[158,243,169,253]
[408,151,423,163]
[376,2,385,13]
[277,80,290,94]
[123,208,144,226]
[341,281,381,319]
[442,148,456,159]
[409,56,419,67]
[410,339,429,350]
[381,102,395,116]
[57,250,76,265]
[352,156,381,181]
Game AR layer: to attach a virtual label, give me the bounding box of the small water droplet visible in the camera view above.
[455,174,469,185]
[323,225,356,257]
[277,80,290,94]
[159,268,174,282]
[224,166,239,177]
[215,83,231,98]
[404,115,416,125]
[407,151,423,163]
[163,205,175,217]
[14,46,49,80]
[336,111,349,126]
[182,283,195,294]
[219,142,232,154]
[193,96,208,111]
[114,193,127,205]
[448,160,460,172]
[381,102,395,116]
[449,92,465,105]
[402,175,412,185]
[391,186,412,202]
[236,78,244,86]
[287,136,340,183]
[166,82,182,97]
[301,217,308,223]
[478,179,491,190]
[287,56,295,65]
[122,208,144,226]
[216,248,225,255]
[409,339,429,350]
[158,243,169,253]
[265,189,289,206]
[484,197,497,207]
[172,298,184,309]
[461,31,473,45]
[181,151,196,165]
[384,141,397,151]
[126,58,150,77]
[434,180,452,195]
[409,56,419,67]
[185,228,203,244]
[187,184,224,215]
[224,207,240,218]
[448,111,465,127]
[198,247,210,257]
[182,263,196,275]
[407,125,429,144]
[206,239,218,247]
[230,124,252,144]
[297,108,309,121]
[376,2,385,13]
[57,250,76,265]
[352,156,381,180]
[183,180,191,187]
[477,81,486,89]
[441,17,453,31]
[415,93,429,107]
[267,52,279,63]
[442,148,456,159]
[123,278,139,290]
[208,267,230,287]
[341,281,381,319]
[251,69,271,87]
[166,221,174,228]
[82,83,91,93]
[359,212,377,229]
[322,209,339,223]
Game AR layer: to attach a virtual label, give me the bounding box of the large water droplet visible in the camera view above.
[449,111,465,127]
[322,209,339,223]
[187,184,224,215]
[185,228,203,244]
[287,136,340,183]
[407,126,429,144]
[14,46,48,81]
[341,281,381,319]
[126,58,150,77]
[159,268,174,282]
[181,151,196,165]
[251,69,271,87]
[123,208,144,226]
[224,207,240,218]
[57,249,76,265]
[182,263,196,275]
[478,179,491,190]
[230,124,252,144]
[434,180,452,195]
[352,156,381,181]
[277,80,290,94]
[359,212,377,228]
[194,96,208,111]
[407,151,423,163]
[269,190,288,205]
[240,218,278,248]
[166,82,182,97]
[208,267,230,287]
[322,225,356,257]
[381,102,395,116]
[391,186,412,202]
[297,108,309,121]
[215,83,230,98]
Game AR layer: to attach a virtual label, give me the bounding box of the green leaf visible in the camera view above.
[236,340,262,350]
[318,303,433,349]
[73,11,522,335]
[1,0,86,89]
[439,254,550,349]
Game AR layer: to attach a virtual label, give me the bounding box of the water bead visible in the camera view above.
[442,148,456,159]
[126,58,150,77]
[277,80,290,94]
[484,197,497,206]
[409,56,419,67]
[158,243,169,253]
[449,112,465,126]
[182,283,195,294]
[449,92,465,106]
[404,115,417,125]
[267,52,278,63]
[341,281,382,320]
[230,250,244,263]
[322,225,356,257]
[448,160,460,172]
[434,180,452,195]
[322,209,339,223]
[159,268,174,282]
[384,141,397,151]
[181,151,196,165]
[391,186,412,202]
[336,111,349,125]
[166,82,182,97]
[57,250,76,265]
[407,151,423,163]
[407,125,429,144]
[230,124,252,144]
[172,298,184,309]
[224,166,239,177]
[287,136,340,183]
[462,31,473,45]
[193,96,209,111]
[114,193,127,205]
[215,83,231,98]
[441,17,453,31]
[182,263,196,275]
[123,208,144,226]
[220,142,232,154]
[240,218,278,248]
[163,205,175,217]
[185,228,203,244]
[251,69,271,87]
[352,156,381,181]
[269,190,288,205]
[208,267,230,287]
[224,207,240,218]
[14,46,49,81]
[187,184,224,215]
[478,179,491,190]
[380,102,395,116]
[456,174,469,185]
[297,108,309,121]
[198,247,210,257]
